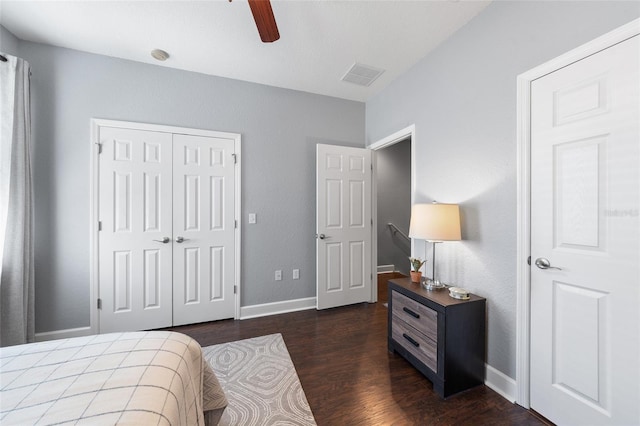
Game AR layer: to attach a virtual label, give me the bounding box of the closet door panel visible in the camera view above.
[98,127,173,332]
[172,134,236,326]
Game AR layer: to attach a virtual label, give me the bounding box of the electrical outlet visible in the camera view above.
[293,269,300,280]
[275,270,282,281]
[249,213,257,224]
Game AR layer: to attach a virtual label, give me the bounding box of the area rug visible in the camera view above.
[202,334,317,425]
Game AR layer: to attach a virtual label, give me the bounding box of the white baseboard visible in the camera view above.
[377,264,395,273]
[484,364,517,403]
[33,298,317,341]
[35,326,93,342]
[240,297,316,320]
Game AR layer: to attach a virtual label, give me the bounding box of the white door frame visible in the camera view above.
[369,124,417,302]
[515,19,639,408]
[89,118,242,335]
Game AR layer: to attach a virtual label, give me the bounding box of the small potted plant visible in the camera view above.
[409,257,426,283]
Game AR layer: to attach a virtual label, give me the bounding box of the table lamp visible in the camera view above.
[408,202,461,289]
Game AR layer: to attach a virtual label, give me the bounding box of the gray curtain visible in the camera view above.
[0,53,34,347]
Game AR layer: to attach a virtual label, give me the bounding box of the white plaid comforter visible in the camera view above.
[0,331,227,425]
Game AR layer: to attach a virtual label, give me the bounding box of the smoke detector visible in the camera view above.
[341,63,384,87]
[151,49,170,61]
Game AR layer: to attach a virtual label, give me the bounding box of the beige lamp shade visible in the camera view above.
[409,203,461,241]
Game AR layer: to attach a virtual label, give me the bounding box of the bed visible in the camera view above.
[0,331,227,425]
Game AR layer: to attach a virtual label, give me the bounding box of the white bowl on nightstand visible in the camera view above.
[448,287,470,300]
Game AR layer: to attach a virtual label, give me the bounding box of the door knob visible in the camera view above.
[317,234,326,240]
[534,257,562,270]
[153,237,170,244]
[175,236,186,243]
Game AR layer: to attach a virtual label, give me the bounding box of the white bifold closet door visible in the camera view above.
[97,126,236,333]
[172,133,236,326]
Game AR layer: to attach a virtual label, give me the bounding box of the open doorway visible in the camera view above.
[371,124,415,304]
[375,138,411,302]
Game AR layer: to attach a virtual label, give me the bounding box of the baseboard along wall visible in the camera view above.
[484,364,517,403]
[377,264,395,273]
[35,326,92,342]
[239,297,317,320]
[35,297,318,341]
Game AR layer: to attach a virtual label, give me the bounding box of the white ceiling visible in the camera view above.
[0,0,491,102]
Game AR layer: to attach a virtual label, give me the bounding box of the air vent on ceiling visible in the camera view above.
[341,63,385,87]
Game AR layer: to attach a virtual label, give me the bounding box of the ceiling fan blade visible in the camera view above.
[248,0,280,43]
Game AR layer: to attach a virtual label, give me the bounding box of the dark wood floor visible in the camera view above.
[168,302,547,425]
[378,271,408,303]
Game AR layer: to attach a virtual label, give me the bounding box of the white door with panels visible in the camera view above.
[98,127,174,332]
[530,35,639,425]
[316,144,372,310]
[96,122,239,333]
[172,134,236,326]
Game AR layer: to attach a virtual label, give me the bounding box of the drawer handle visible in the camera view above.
[402,333,420,348]
[403,307,420,319]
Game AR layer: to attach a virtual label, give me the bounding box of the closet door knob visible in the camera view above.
[153,237,170,244]
[176,236,186,243]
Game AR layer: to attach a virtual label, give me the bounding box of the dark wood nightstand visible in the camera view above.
[388,277,486,398]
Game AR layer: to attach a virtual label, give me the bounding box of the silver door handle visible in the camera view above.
[153,237,170,244]
[535,257,562,270]
[175,236,186,243]
[317,234,326,240]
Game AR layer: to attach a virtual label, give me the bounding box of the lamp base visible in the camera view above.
[421,278,446,290]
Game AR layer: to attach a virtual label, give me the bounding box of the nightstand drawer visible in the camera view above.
[391,290,437,341]
[391,317,437,372]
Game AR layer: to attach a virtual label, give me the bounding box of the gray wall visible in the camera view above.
[14,40,364,333]
[366,1,639,379]
[376,139,411,275]
[0,25,19,55]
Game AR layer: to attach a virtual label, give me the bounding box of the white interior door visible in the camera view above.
[172,133,236,326]
[98,127,173,333]
[530,35,639,425]
[316,144,372,310]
